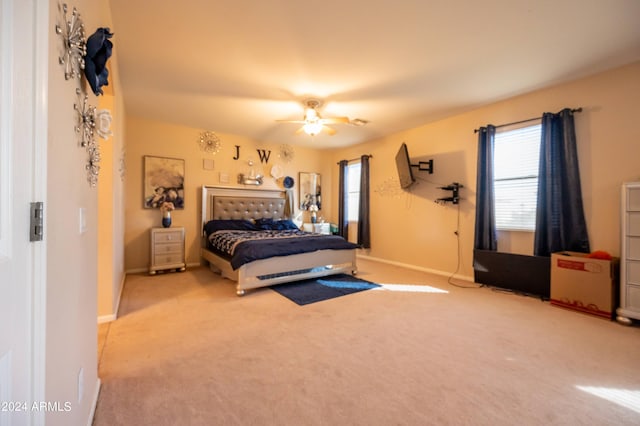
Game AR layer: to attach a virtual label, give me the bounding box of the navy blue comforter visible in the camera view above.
[208,229,358,270]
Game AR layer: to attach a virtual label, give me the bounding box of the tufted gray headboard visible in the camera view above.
[201,186,288,239]
[211,196,285,220]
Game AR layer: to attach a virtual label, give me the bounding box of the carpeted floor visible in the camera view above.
[94,258,640,425]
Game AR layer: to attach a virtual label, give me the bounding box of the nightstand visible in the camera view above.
[149,227,186,274]
[302,223,331,234]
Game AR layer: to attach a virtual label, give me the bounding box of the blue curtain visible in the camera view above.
[534,109,590,256]
[338,160,349,238]
[357,155,371,248]
[474,125,497,251]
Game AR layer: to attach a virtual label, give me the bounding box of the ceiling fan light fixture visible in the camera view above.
[303,121,323,136]
[304,108,318,120]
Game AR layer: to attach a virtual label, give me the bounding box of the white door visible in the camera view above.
[0,0,45,425]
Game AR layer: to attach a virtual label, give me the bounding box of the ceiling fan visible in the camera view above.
[277,99,367,136]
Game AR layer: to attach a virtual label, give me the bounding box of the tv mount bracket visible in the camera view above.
[437,182,463,205]
[411,159,434,174]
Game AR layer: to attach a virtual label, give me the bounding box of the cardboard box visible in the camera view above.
[550,251,619,319]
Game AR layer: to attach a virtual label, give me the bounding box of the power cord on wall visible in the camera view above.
[413,176,481,288]
[446,202,482,289]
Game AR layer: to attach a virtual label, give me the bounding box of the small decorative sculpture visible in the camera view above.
[198,131,221,153]
[55,3,86,80]
[86,141,101,187]
[74,88,96,148]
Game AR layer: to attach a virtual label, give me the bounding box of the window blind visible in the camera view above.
[494,123,541,231]
[347,162,361,222]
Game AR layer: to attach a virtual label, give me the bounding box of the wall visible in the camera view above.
[46,0,123,424]
[97,58,126,320]
[329,62,640,281]
[124,117,333,271]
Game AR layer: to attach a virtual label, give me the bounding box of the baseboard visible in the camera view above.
[88,378,101,426]
[97,314,115,324]
[126,262,201,274]
[97,272,126,324]
[357,254,474,282]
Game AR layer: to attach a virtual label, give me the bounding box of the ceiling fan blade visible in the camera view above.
[349,118,370,126]
[320,117,350,125]
[276,119,306,124]
[323,125,337,135]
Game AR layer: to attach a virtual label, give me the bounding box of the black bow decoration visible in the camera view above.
[84,27,113,96]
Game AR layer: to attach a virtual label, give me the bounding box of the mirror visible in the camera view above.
[299,172,321,211]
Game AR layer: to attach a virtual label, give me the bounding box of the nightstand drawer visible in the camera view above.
[154,253,185,266]
[154,230,183,243]
[155,242,183,254]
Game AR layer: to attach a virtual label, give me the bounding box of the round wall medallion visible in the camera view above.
[271,164,284,179]
[279,144,295,162]
[198,131,221,154]
[283,176,294,188]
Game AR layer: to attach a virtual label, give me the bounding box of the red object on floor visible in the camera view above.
[587,250,613,260]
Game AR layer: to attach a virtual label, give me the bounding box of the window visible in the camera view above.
[494,122,541,231]
[347,162,361,222]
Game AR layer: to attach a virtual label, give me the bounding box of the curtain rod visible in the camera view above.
[336,154,372,165]
[473,108,582,133]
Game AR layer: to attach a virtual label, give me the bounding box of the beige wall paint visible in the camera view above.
[329,61,640,280]
[46,0,123,424]
[124,63,640,280]
[97,59,126,319]
[124,117,333,271]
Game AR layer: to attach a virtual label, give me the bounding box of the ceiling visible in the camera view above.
[107,0,640,149]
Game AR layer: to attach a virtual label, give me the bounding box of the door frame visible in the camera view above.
[32,0,48,423]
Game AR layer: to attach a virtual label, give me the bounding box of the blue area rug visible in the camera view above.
[271,274,380,305]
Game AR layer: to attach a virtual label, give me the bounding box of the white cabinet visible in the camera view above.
[618,182,640,323]
[302,222,331,234]
[149,227,186,275]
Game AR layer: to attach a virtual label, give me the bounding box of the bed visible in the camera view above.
[200,186,358,296]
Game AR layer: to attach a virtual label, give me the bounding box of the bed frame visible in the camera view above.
[200,186,357,296]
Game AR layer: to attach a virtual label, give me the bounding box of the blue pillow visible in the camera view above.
[203,220,257,235]
[254,218,275,230]
[272,219,300,230]
[254,218,300,230]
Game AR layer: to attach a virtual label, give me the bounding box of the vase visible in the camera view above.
[162,211,172,228]
[311,211,317,224]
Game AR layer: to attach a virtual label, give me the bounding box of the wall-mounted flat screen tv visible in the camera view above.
[396,142,415,189]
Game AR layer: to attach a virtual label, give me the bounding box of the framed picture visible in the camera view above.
[143,156,185,209]
[299,172,321,211]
